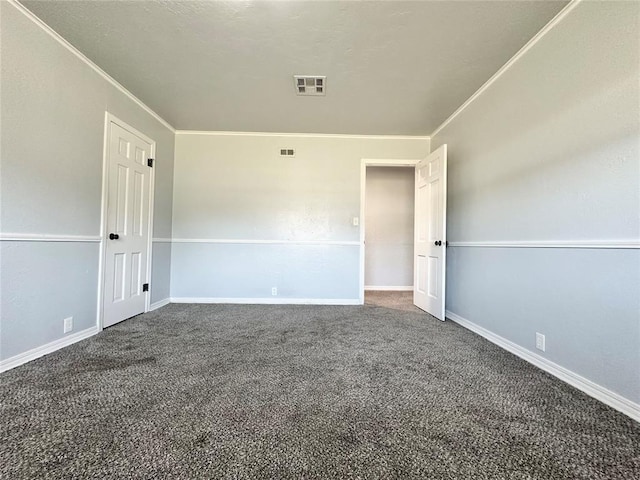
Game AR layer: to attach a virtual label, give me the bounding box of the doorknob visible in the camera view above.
[434,240,441,246]
[109,233,119,240]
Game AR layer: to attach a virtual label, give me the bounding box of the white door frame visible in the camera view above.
[96,112,156,331]
[359,158,421,304]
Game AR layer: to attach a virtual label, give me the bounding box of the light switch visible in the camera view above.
[352,217,359,226]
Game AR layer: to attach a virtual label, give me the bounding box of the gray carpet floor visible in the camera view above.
[1,301,638,479]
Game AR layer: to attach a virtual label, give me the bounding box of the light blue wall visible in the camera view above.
[171,134,429,301]
[432,1,640,403]
[0,2,175,361]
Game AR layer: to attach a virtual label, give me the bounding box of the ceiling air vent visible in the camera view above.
[280,149,295,157]
[294,76,326,96]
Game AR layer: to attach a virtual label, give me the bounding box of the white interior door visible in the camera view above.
[414,144,447,320]
[103,120,153,328]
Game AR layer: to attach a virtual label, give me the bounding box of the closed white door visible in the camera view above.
[103,120,153,328]
[414,144,447,320]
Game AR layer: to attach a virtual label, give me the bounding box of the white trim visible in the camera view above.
[171,238,360,246]
[149,298,171,311]
[0,233,101,242]
[430,0,582,138]
[359,158,422,304]
[365,286,413,291]
[361,159,421,167]
[152,238,173,243]
[170,297,361,306]
[175,130,429,140]
[447,240,640,250]
[8,0,175,133]
[0,326,99,373]
[445,310,640,423]
[96,112,110,332]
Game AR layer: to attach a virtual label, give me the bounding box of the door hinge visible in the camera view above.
[143,283,149,292]
[147,158,154,167]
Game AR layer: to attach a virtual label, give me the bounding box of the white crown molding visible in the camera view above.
[447,240,640,250]
[170,297,361,305]
[0,233,101,243]
[430,0,583,138]
[10,0,175,133]
[0,326,99,373]
[175,130,430,141]
[446,311,640,423]
[171,238,361,246]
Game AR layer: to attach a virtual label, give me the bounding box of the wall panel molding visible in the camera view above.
[447,240,639,250]
[0,233,101,243]
[171,238,361,246]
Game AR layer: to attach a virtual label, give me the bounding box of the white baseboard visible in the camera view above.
[365,286,413,291]
[149,298,170,311]
[445,311,640,423]
[170,297,362,306]
[0,326,99,373]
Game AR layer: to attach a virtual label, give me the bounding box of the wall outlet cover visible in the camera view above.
[63,317,73,334]
[535,332,545,352]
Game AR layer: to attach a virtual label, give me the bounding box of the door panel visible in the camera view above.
[427,256,438,298]
[113,253,126,302]
[414,144,447,320]
[103,121,152,328]
[115,165,129,234]
[133,171,144,236]
[428,178,440,242]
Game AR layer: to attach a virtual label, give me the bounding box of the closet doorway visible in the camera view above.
[359,159,419,304]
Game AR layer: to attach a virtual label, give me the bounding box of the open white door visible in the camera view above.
[103,119,153,328]
[413,144,447,320]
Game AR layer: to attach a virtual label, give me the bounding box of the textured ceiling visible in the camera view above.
[21,0,568,135]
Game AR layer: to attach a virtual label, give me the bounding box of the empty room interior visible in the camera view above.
[1,0,639,478]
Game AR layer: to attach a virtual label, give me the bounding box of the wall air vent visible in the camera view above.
[294,76,326,96]
[280,149,295,157]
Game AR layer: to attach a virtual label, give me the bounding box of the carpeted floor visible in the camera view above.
[365,290,422,313]
[1,300,638,479]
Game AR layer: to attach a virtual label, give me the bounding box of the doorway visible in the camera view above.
[99,113,155,329]
[359,159,419,305]
[359,147,447,319]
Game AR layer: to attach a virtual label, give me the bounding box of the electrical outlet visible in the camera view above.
[271,287,277,296]
[535,332,545,352]
[63,317,73,334]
